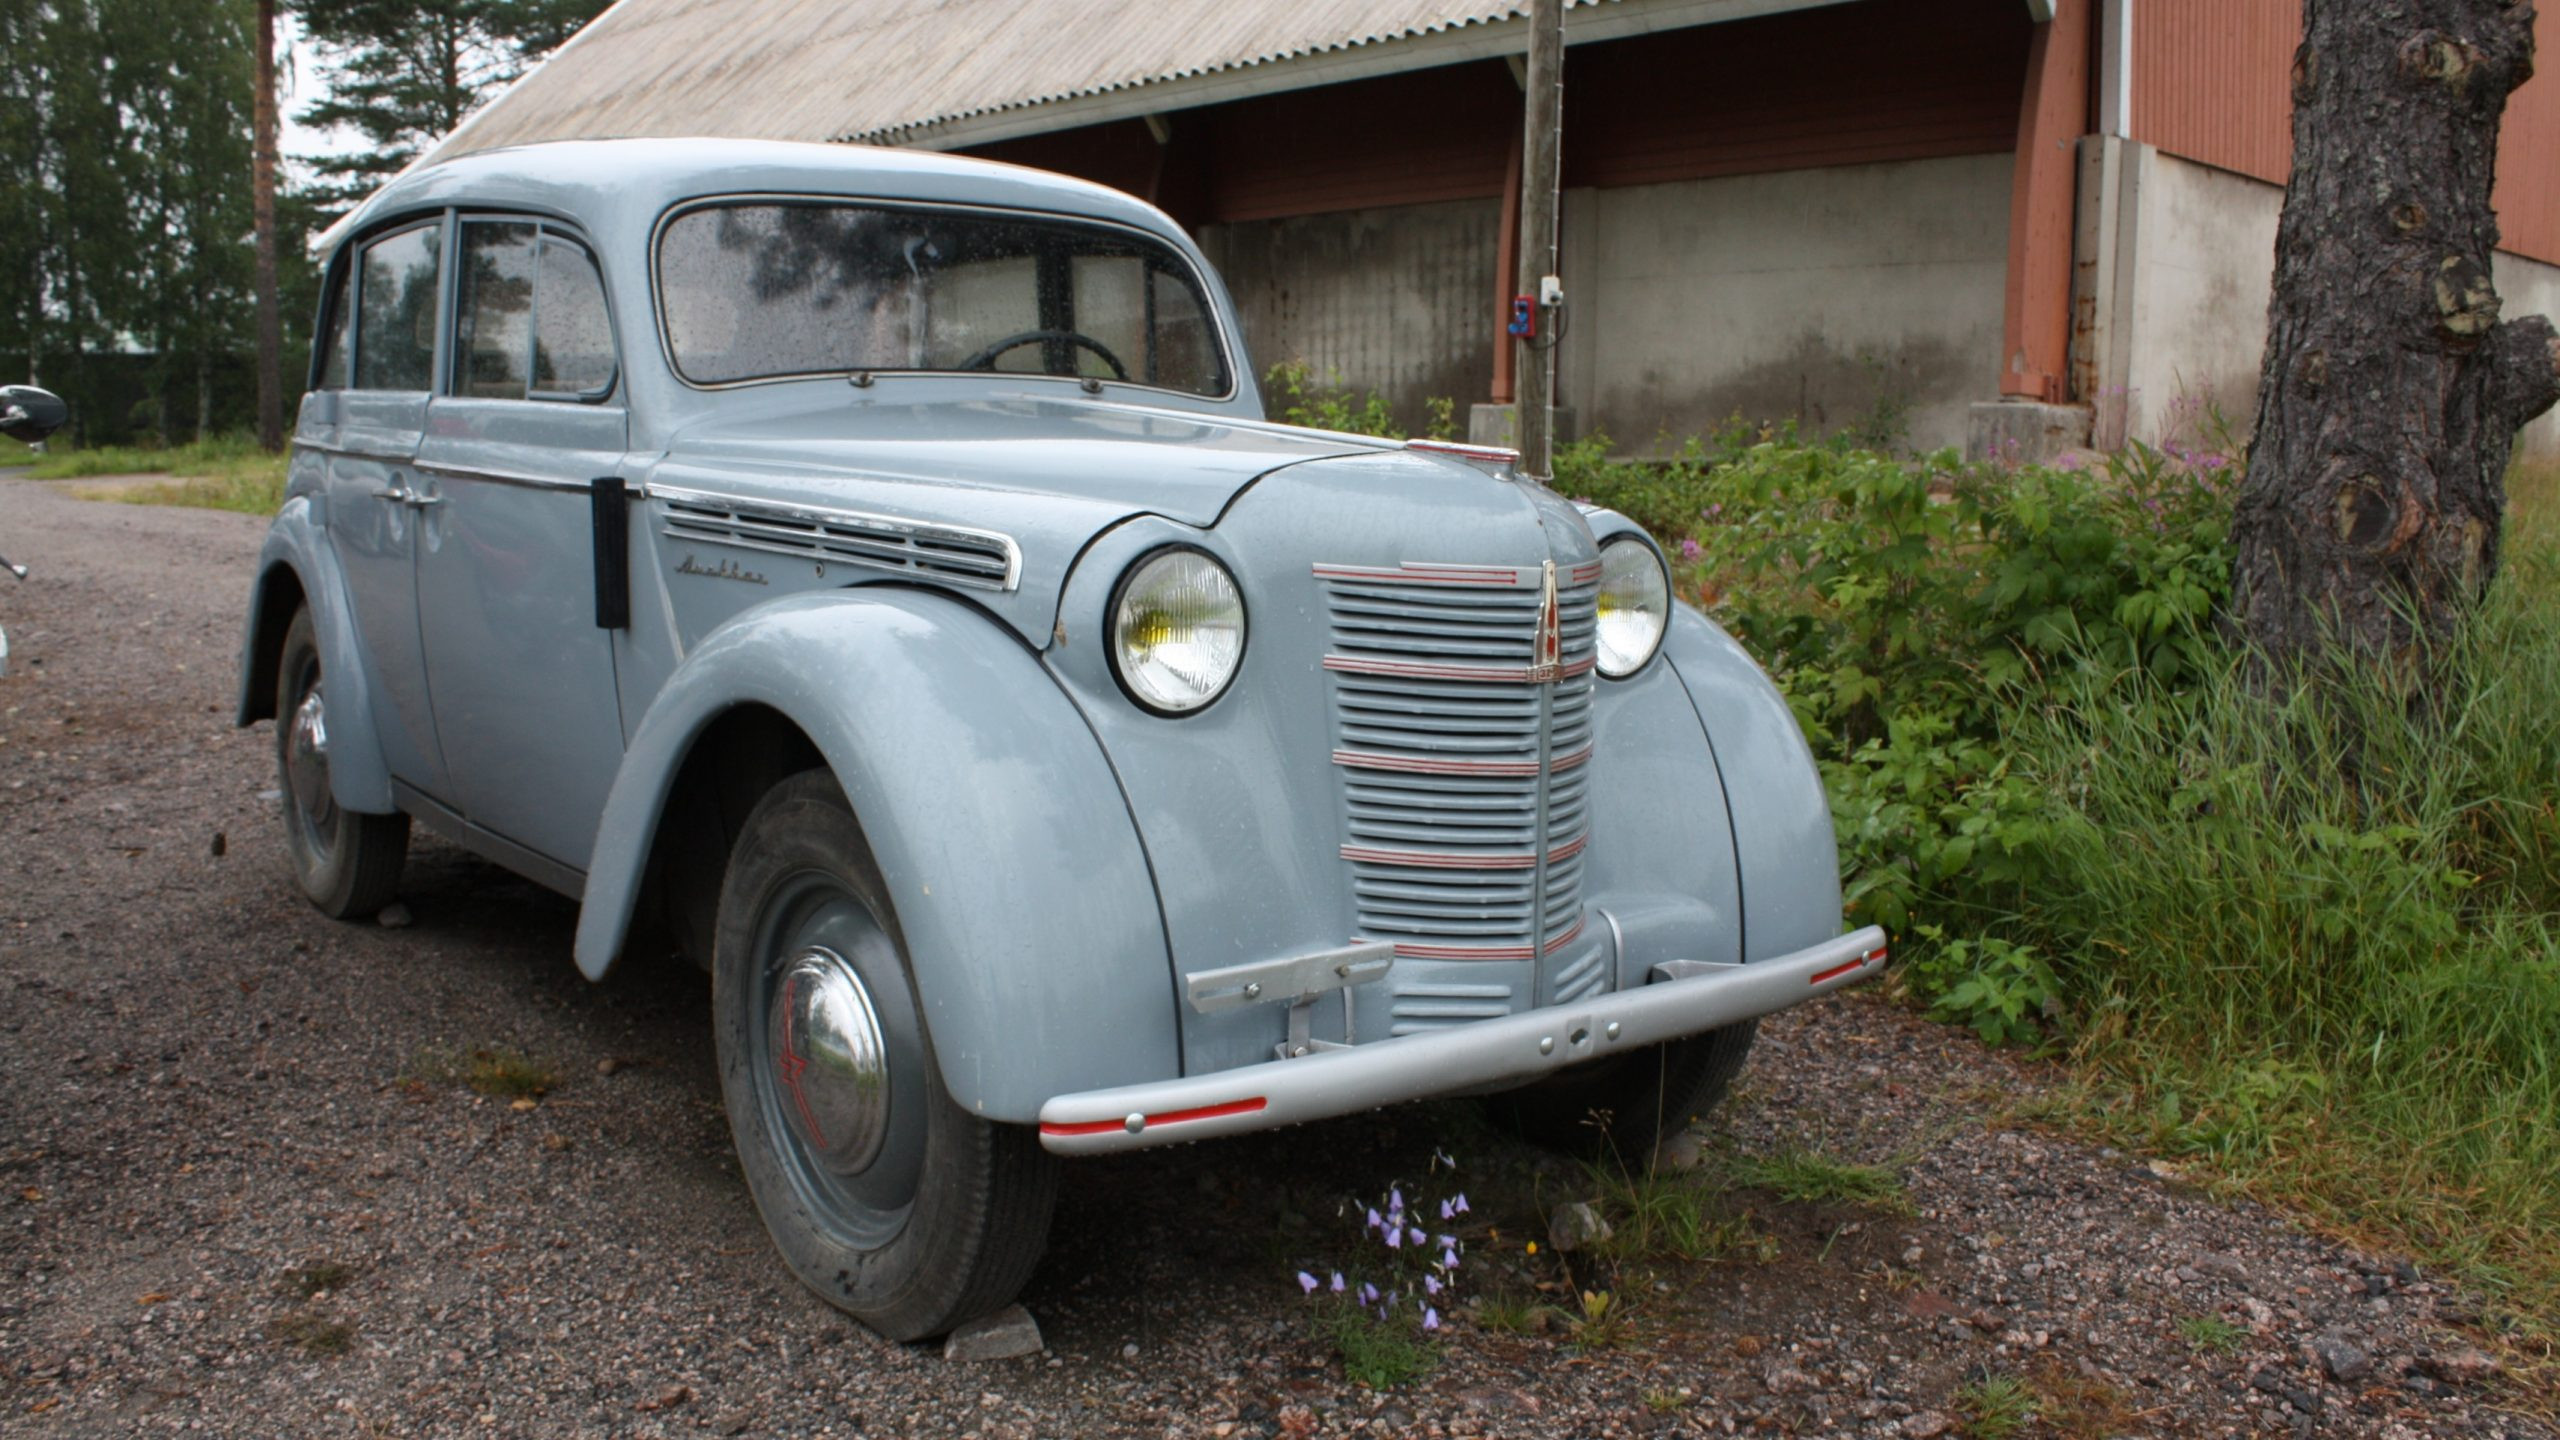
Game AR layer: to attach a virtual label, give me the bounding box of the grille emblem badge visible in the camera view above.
[1526,561,1562,684]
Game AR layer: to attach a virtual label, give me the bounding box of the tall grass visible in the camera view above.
[2005,481,2560,1330]
[6,433,287,514]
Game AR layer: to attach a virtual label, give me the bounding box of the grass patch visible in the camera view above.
[1586,1161,1779,1265]
[410,1046,557,1099]
[7,434,287,515]
[1727,1147,1909,1213]
[1317,1304,1438,1388]
[1469,1291,1547,1336]
[276,1261,360,1299]
[1953,1372,2036,1440]
[268,1310,357,1357]
[2176,1314,2247,1356]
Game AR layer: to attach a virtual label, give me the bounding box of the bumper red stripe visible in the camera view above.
[1040,1096,1268,1139]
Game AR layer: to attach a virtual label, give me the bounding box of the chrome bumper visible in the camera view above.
[1036,926,1889,1155]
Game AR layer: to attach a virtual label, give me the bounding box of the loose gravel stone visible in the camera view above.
[944,1305,1044,1362]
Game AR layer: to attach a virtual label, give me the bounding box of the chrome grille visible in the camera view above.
[655,485,1019,590]
[1317,560,1599,992]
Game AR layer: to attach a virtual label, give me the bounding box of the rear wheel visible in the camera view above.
[713,770,1057,1341]
[1481,1020,1757,1160]
[275,607,409,919]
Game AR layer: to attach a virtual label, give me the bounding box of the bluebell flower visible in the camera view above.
[1441,1247,1459,1269]
[1297,1271,1318,1294]
[1424,1274,1442,1296]
[1330,1272,1345,1293]
[1365,1207,1382,1232]
[1408,1226,1426,1246]
[1384,1225,1402,1249]
[1423,1307,1441,1332]
[1452,1193,1470,1215]
[1359,1282,1378,1305]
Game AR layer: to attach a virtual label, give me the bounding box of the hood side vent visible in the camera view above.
[654,484,1019,591]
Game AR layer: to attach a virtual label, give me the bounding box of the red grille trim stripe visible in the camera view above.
[1341,844,1538,870]
[1390,941,1536,960]
[1543,916,1587,954]
[1325,655,1541,683]
[1550,744,1596,772]
[1332,749,1542,777]
[1547,834,1588,864]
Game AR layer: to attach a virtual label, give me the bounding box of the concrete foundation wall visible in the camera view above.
[1197,198,1498,436]
[2086,143,2560,459]
[1559,155,2012,454]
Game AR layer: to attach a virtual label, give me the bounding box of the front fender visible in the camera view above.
[573,588,1178,1122]
[236,497,397,814]
[1659,606,1845,960]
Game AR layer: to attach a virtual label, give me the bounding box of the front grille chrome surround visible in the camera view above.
[1318,559,1600,988]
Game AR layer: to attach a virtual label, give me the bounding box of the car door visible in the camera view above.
[412,217,631,874]
[323,217,450,798]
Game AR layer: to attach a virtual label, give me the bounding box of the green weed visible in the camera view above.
[410,1046,557,1099]
[1729,1147,1909,1213]
[268,1310,357,1357]
[2176,1314,2247,1355]
[1953,1372,2036,1439]
[276,1261,360,1299]
[15,432,287,511]
[1586,1161,1776,1264]
[1318,1304,1438,1388]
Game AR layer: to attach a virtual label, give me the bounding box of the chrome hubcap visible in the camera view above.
[766,946,891,1175]
[287,686,336,838]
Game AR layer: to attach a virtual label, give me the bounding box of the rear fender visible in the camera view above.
[235,497,397,814]
[573,588,1178,1122]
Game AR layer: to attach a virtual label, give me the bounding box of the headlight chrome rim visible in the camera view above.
[1107,545,1248,715]
[1594,536,1669,678]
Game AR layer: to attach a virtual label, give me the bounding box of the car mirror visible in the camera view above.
[1,386,68,445]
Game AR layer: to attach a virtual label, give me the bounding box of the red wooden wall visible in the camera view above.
[2130,0,2560,264]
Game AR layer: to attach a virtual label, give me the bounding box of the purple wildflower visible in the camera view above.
[1359,1282,1378,1305]
[1365,1207,1382,1232]
[1409,1227,1426,1246]
[1438,1198,1454,1222]
[1679,537,1703,562]
[2054,452,2085,472]
[1441,1247,1459,1269]
[1423,1307,1442,1332]
[1297,1271,1318,1295]
[1329,1272,1345,1293]
[1384,1225,1402,1249]
[1451,1194,1469,1215]
[1425,1274,1442,1296]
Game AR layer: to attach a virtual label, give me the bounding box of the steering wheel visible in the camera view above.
[956,329,1130,381]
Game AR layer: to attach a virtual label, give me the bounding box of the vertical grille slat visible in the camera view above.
[1320,559,1599,994]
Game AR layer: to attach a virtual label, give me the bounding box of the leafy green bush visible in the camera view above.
[1263,361,1456,441]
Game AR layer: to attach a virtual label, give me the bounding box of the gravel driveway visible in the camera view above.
[0,475,2545,1439]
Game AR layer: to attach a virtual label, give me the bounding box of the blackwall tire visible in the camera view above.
[274,607,409,919]
[713,769,1057,1342]
[1481,1020,1758,1160]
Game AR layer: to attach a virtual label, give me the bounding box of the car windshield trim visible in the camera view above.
[649,193,1237,400]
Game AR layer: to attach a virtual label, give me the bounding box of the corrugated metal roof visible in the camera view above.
[428,0,1627,163]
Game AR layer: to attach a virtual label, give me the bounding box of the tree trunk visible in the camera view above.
[252,0,282,453]
[2232,0,2560,672]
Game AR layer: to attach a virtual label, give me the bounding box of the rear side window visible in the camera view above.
[454,219,617,402]
[314,261,354,390]
[355,222,442,391]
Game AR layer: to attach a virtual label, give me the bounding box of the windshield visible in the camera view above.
[657,200,1231,396]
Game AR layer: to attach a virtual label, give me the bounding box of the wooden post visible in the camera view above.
[253,0,283,453]
[1514,0,1563,479]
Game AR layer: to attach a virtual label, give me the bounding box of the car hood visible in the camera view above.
[639,392,1404,649]
[657,393,1384,528]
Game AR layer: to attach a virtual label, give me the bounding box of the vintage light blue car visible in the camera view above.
[239,139,1885,1340]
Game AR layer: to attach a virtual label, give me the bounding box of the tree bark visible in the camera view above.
[252,0,283,453]
[2232,0,2560,672]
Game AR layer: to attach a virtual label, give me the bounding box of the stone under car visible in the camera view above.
[238,138,1888,1340]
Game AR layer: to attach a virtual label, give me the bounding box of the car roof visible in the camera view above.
[327,137,1180,257]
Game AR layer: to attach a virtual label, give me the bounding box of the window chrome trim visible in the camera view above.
[651,483,1022,592]
[648,192,1239,402]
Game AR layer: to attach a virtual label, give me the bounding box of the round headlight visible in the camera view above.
[1109,547,1246,714]
[1594,536,1669,678]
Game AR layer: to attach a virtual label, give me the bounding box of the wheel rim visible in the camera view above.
[747,870,929,1250]
[282,660,339,861]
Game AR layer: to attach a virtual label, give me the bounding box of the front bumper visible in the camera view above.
[1036,925,1889,1155]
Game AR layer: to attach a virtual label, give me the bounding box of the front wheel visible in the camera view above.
[713,770,1057,1341]
[274,607,409,918]
[1481,1020,1758,1160]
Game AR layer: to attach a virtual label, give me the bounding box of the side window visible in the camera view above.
[456,221,537,399]
[354,221,442,391]
[314,260,354,390]
[532,236,616,398]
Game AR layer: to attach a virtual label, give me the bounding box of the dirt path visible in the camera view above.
[0,477,2542,1439]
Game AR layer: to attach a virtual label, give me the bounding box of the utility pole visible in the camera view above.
[1512,0,1564,479]
[253,0,283,453]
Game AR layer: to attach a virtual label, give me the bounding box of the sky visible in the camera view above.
[277,13,369,181]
